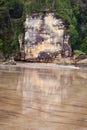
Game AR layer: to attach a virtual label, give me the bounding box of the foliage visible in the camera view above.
[74,49,83,57]
[81,36,87,53]
[67,24,79,50]
[9,1,24,19]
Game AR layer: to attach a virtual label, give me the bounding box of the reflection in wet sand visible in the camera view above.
[0,66,87,130]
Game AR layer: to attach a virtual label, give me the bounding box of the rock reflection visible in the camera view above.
[0,66,87,130]
[16,68,80,114]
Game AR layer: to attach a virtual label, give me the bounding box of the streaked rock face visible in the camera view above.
[21,11,72,61]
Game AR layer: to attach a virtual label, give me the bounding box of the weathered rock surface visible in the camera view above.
[76,58,87,67]
[76,53,87,61]
[54,57,73,65]
[18,10,72,62]
[1,57,16,65]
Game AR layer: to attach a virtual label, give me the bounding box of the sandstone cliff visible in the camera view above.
[19,10,72,62]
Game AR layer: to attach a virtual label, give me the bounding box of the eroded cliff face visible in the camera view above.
[19,11,72,61]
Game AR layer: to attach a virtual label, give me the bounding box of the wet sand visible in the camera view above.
[0,63,87,130]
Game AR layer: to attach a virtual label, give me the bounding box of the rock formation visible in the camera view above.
[19,10,72,62]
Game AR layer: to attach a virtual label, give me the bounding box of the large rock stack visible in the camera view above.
[19,10,72,62]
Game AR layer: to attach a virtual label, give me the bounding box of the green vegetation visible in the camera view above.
[74,50,83,57]
[0,0,87,57]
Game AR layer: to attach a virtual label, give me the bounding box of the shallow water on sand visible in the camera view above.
[0,65,87,130]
